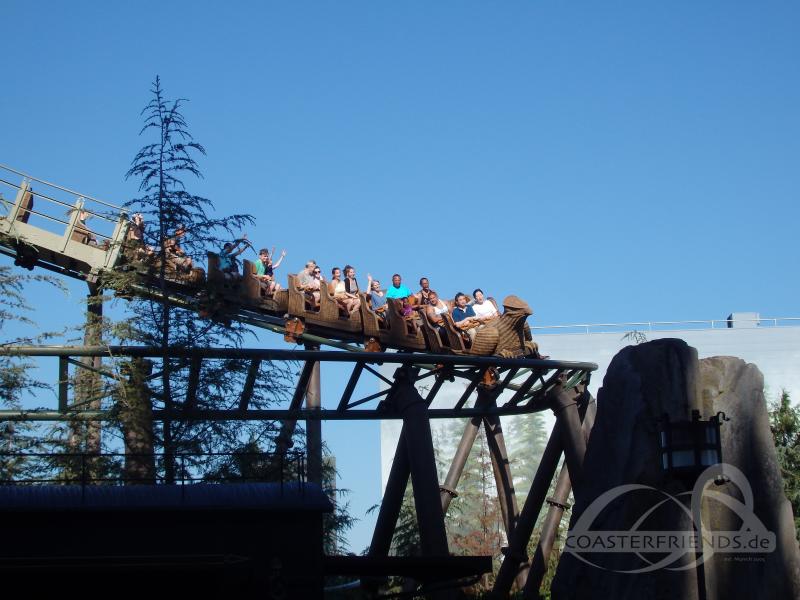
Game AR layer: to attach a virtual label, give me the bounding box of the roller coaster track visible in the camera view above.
[0,163,599,416]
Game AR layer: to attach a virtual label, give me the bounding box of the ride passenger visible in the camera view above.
[366,274,387,320]
[343,265,359,295]
[305,264,324,306]
[452,292,481,342]
[471,288,499,323]
[400,296,421,334]
[295,260,320,308]
[255,247,286,295]
[164,224,192,272]
[329,267,360,315]
[414,277,434,306]
[219,235,249,280]
[127,213,154,259]
[385,273,412,300]
[128,213,145,244]
[297,260,317,288]
[424,290,451,346]
[69,208,97,245]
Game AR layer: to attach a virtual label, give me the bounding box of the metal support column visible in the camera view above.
[491,421,566,597]
[439,414,481,511]
[274,360,316,454]
[393,368,450,557]
[550,384,587,494]
[522,396,596,598]
[305,343,322,486]
[483,399,520,539]
[369,434,411,557]
[483,398,523,590]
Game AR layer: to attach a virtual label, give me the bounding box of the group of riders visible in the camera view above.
[125,217,505,346]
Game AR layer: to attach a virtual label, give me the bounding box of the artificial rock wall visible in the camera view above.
[550,338,800,600]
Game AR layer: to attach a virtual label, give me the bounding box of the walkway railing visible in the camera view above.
[0,163,126,250]
[532,316,800,335]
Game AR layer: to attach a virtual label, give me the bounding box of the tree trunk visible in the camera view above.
[119,358,156,484]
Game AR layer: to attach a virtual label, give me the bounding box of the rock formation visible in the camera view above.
[550,338,800,600]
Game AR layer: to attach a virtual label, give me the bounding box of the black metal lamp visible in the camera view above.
[658,410,728,479]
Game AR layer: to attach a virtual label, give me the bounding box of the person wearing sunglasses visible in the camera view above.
[295,260,322,307]
[296,260,317,288]
[306,265,324,306]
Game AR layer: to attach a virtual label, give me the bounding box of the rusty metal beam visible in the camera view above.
[522,395,596,597]
[274,360,316,452]
[337,363,364,410]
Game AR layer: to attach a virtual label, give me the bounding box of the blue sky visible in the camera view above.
[2,1,798,551]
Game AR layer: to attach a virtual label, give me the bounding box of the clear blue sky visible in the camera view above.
[2,1,798,551]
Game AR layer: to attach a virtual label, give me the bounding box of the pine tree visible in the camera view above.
[507,411,550,499]
[769,389,800,539]
[116,77,295,482]
[0,266,64,481]
[447,426,504,593]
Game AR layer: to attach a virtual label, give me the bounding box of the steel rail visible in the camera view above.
[0,345,598,372]
[0,403,568,421]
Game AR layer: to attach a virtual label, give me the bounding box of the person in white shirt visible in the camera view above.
[471,288,499,323]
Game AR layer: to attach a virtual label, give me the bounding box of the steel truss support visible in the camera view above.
[522,393,596,598]
[305,344,322,486]
[272,344,323,485]
[367,366,453,598]
[483,391,520,543]
[369,366,450,552]
[491,385,593,598]
[369,434,411,558]
[0,347,597,421]
[274,360,316,454]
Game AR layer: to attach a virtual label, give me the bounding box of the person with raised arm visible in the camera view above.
[219,234,249,280]
[366,273,387,319]
[254,246,286,294]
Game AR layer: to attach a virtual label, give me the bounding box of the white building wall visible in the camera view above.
[380,320,800,492]
[538,326,800,403]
